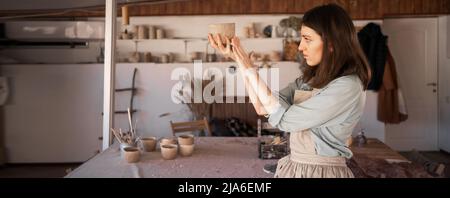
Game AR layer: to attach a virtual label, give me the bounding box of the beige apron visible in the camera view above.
[274,89,354,178]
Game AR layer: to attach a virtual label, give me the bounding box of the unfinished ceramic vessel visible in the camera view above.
[161,144,178,160]
[160,137,177,146]
[179,144,195,157]
[123,147,140,163]
[141,137,157,152]
[208,23,235,43]
[178,134,194,145]
[120,142,137,158]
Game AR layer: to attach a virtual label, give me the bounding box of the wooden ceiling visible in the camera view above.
[1,0,449,20]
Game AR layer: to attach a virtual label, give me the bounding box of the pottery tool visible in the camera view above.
[127,107,133,133]
[111,128,123,144]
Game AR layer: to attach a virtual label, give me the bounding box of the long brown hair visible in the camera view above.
[301,4,371,89]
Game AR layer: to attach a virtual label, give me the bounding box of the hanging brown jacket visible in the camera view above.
[377,48,408,123]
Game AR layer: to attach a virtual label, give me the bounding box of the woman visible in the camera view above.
[208,4,370,178]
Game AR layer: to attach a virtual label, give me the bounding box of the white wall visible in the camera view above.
[438,16,450,152]
[356,91,385,141]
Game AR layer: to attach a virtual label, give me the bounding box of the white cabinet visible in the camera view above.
[2,64,103,163]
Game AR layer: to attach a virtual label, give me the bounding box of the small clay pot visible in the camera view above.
[144,52,152,62]
[206,53,217,62]
[161,144,178,160]
[129,52,141,63]
[141,137,157,152]
[160,137,177,146]
[120,143,136,158]
[178,134,194,145]
[208,23,235,43]
[179,144,195,157]
[269,51,282,62]
[148,26,156,39]
[123,147,140,163]
[137,25,147,39]
[156,28,164,39]
[190,51,202,61]
[160,54,169,63]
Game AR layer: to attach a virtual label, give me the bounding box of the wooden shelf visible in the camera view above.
[116,61,300,65]
[117,37,299,42]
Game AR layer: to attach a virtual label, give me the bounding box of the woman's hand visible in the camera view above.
[207,33,234,60]
[207,33,252,69]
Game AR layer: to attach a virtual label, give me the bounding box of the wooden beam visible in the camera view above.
[103,0,117,151]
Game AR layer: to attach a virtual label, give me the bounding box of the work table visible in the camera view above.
[66,137,431,178]
[66,137,277,178]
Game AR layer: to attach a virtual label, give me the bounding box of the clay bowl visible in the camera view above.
[141,137,157,152]
[160,137,177,146]
[208,23,235,43]
[160,144,178,160]
[123,146,140,163]
[120,143,137,158]
[177,134,194,145]
[179,144,195,157]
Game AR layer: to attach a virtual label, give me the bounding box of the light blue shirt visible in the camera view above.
[268,75,366,158]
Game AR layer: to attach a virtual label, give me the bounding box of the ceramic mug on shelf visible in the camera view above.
[206,53,217,62]
[156,28,164,39]
[137,25,147,39]
[128,52,141,63]
[269,51,282,62]
[148,26,156,39]
[160,54,170,63]
[131,25,139,39]
[144,52,152,62]
[190,51,202,62]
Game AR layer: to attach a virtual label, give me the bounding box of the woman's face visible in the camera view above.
[298,25,324,66]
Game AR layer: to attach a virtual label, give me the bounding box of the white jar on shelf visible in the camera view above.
[271,25,278,38]
[148,26,156,39]
[160,54,169,63]
[137,25,147,39]
[156,28,164,39]
[131,25,139,39]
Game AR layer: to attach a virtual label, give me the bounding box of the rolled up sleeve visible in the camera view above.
[268,77,361,132]
[267,78,303,125]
